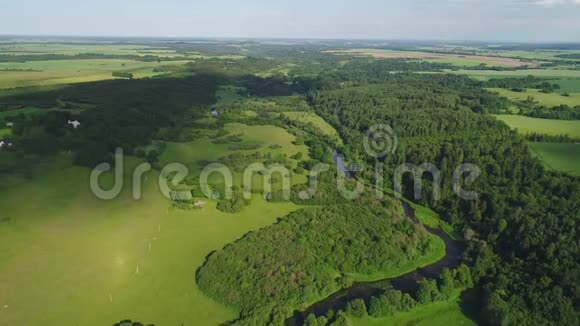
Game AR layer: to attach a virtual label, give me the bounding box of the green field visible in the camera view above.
[450,69,580,80]
[553,78,580,93]
[494,115,580,138]
[416,46,580,63]
[0,59,191,89]
[0,43,181,57]
[353,290,475,326]
[488,88,580,107]
[282,111,341,139]
[160,122,310,190]
[0,156,302,326]
[0,128,11,138]
[529,142,580,176]
[328,49,531,67]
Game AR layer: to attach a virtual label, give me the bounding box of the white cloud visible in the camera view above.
[530,0,580,7]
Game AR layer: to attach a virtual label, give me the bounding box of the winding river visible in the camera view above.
[286,151,464,325]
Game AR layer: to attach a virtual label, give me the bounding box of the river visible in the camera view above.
[286,151,464,325]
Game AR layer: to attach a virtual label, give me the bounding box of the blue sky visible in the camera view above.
[1,0,579,42]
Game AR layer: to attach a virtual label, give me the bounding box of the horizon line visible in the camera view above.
[1,34,579,45]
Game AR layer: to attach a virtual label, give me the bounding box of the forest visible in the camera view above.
[303,67,579,325]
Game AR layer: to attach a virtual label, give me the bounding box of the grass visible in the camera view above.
[0,128,11,138]
[225,123,310,158]
[282,111,341,141]
[494,115,580,138]
[529,142,580,176]
[352,289,475,326]
[553,78,580,93]
[0,59,191,89]
[0,156,302,326]
[488,88,580,107]
[411,204,461,240]
[0,43,181,57]
[159,122,310,192]
[328,49,531,67]
[450,69,580,80]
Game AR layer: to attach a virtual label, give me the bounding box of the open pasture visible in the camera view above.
[328,49,535,67]
[353,290,475,326]
[0,157,301,326]
[159,122,310,190]
[529,142,580,176]
[282,111,341,139]
[553,78,580,93]
[494,115,580,138]
[488,88,580,107]
[450,69,580,80]
[0,59,191,89]
[0,43,180,57]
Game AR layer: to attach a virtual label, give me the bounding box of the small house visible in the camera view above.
[211,108,218,117]
[6,122,13,127]
[193,201,206,208]
[68,120,81,129]
[0,141,4,148]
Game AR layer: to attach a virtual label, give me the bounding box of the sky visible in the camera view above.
[1,0,579,42]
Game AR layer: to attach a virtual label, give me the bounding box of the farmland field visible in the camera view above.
[328,49,535,67]
[529,142,580,176]
[553,78,580,93]
[494,115,580,138]
[488,88,580,107]
[450,69,580,80]
[0,59,191,89]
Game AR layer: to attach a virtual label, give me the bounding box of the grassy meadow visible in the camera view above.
[352,290,475,326]
[493,115,580,138]
[0,59,192,89]
[0,155,302,326]
[159,122,310,193]
[488,88,580,107]
[328,49,532,67]
[0,43,181,57]
[553,78,580,93]
[0,128,11,138]
[529,142,580,176]
[450,69,580,80]
[282,111,341,140]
